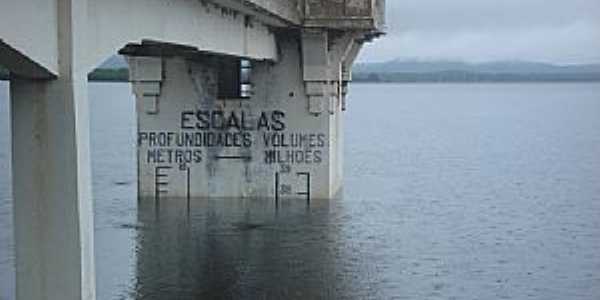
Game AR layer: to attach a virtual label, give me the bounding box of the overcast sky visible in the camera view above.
[357,0,600,64]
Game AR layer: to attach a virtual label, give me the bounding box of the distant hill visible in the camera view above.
[99,55,128,69]
[0,56,129,81]
[354,60,600,74]
[353,59,600,83]
[3,57,600,83]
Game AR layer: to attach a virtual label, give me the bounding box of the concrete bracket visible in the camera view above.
[305,81,326,115]
[301,29,329,81]
[330,32,366,113]
[309,95,326,115]
[127,56,163,114]
[329,81,339,115]
[301,29,367,115]
[341,81,349,111]
[301,29,329,116]
[341,38,364,82]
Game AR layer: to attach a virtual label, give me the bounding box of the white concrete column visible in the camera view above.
[10,76,95,300]
[8,0,95,299]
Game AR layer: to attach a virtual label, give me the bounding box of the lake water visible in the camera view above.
[1,82,600,299]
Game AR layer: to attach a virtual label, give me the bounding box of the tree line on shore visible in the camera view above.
[2,67,599,83]
[0,67,129,82]
[352,70,600,83]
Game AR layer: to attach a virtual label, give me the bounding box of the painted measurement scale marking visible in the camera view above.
[155,165,312,204]
[154,166,172,200]
[275,171,311,206]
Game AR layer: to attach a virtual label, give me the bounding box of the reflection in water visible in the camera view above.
[134,197,367,299]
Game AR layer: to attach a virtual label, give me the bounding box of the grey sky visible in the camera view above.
[358,0,600,64]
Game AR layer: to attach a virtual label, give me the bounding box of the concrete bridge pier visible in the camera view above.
[125,29,368,200]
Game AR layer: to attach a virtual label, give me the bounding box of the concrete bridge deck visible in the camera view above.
[0,1,384,299]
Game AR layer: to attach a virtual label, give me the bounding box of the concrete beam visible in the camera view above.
[0,0,59,75]
[304,0,386,31]
[1,0,280,76]
[243,0,303,25]
[86,0,278,72]
[302,29,366,115]
[0,40,56,79]
[210,0,302,27]
[1,0,384,77]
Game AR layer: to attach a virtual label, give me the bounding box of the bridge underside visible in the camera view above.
[0,0,384,299]
[1,0,282,79]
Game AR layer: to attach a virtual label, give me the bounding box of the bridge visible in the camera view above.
[0,0,384,299]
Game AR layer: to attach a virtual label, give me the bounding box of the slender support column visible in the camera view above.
[8,0,95,299]
[10,76,95,300]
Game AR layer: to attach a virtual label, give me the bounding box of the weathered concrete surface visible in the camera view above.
[239,0,303,25]
[10,76,95,300]
[129,27,371,200]
[130,36,341,200]
[124,0,385,201]
[304,0,386,30]
[86,0,279,73]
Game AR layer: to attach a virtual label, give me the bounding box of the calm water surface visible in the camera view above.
[1,82,600,299]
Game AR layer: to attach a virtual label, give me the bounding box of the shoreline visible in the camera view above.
[2,68,600,84]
